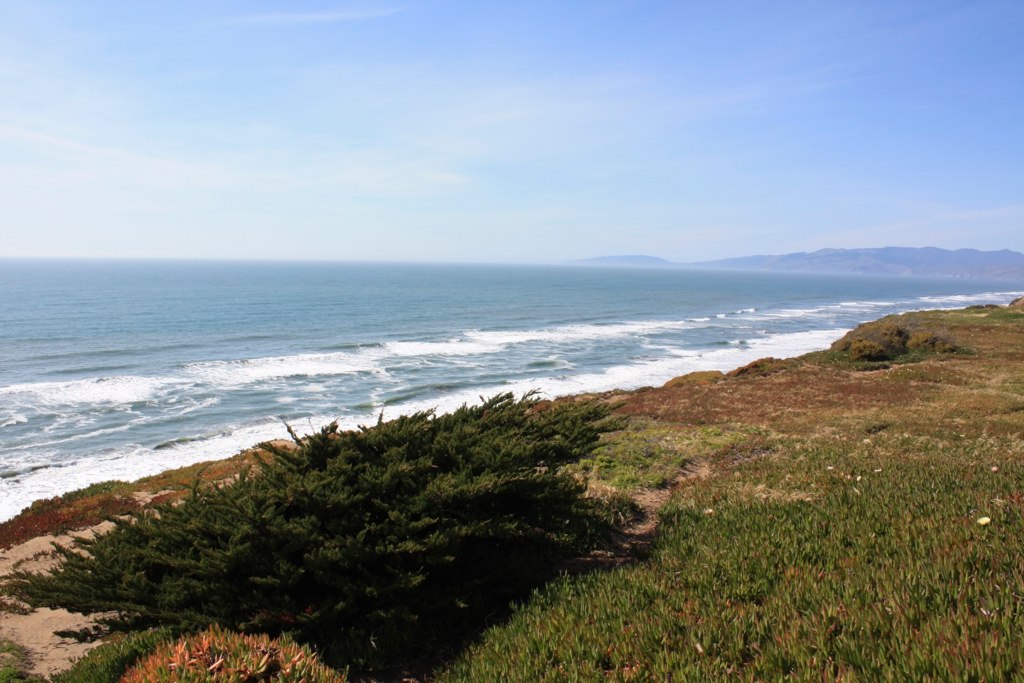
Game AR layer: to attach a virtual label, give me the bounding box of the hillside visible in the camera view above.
[575,247,1024,280]
[443,302,1024,680]
[2,301,1024,680]
[689,246,1024,280]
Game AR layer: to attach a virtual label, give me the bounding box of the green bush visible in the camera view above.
[847,338,888,361]
[907,330,957,353]
[51,630,172,683]
[122,626,345,682]
[831,316,958,362]
[3,394,613,672]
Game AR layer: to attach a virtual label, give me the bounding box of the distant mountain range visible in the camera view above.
[572,247,1024,281]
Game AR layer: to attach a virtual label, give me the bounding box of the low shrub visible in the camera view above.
[3,394,614,672]
[663,371,724,388]
[122,626,345,682]
[51,629,172,683]
[831,316,958,362]
[726,357,795,378]
[907,330,957,353]
[847,338,888,361]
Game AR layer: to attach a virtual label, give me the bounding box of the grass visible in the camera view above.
[441,433,1024,681]
[439,307,1024,681]
[50,630,173,683]
[569,420,765,490]
[0,640,42,683]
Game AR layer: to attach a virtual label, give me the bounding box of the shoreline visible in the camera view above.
[2,328,851,524]
[3,288,1023,523]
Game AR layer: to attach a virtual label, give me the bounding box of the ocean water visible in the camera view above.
[1,259,1020,521]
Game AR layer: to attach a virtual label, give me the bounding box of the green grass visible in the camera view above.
[441,433,1024,681]
[0,641,42,683]
[51,630,173,683]
[571,421,765,490]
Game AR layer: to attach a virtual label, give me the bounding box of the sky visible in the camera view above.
[0,1,1022,263]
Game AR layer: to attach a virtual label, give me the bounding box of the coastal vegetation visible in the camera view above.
[49,631,170,683]
[121,627,345,683]
[1,305,1023,680]
[0,640,41,683]
[4,395,615,674]
[829,317,959,362]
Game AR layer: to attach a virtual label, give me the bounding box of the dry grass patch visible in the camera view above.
[618,363,926,434]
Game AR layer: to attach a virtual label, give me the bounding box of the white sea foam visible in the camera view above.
[0,375,173,408]
[0,318,717,418]
[464,320,701,348]
[0,325,851,522]
[839,300,892,307]
[369,329,849,426]
[384,339,498,357]
[0,413,27,428]
[3,289,1017,419]
[184,351,385,386]
[0,420,285,521]
[760,307,828,319]
[915,291,1022,305]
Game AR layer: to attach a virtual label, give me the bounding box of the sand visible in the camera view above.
[0,522,113,678]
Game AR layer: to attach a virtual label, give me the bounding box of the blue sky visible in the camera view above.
[1,1,1021,262]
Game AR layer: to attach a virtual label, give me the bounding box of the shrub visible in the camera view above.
[726,357,795,378]
[51,629,172,683]
[847,338,889,361]
[663,371,724,388]
[907,330,957,353]
[3,394,614,671]
[122,626,345,682]
[831,316,959,362]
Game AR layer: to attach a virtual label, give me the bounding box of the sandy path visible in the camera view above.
[0,522,114,678]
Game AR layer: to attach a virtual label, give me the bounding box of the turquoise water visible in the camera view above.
[0,259,1020,520]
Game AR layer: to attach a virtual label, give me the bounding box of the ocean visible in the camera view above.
[1,259,1020,521]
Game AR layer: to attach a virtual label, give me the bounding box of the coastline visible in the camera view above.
[3,265,1021,523]
[1,299,1023,678]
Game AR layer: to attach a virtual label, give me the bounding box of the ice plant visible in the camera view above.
[121,625,346,682]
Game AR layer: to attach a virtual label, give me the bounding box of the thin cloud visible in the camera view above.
[222,6,406,26]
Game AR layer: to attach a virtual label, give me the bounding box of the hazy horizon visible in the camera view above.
[4,245,1024,268]
[2,1,1022,262]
